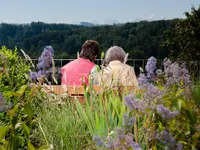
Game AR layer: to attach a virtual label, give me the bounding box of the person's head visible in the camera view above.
[105,46,127,64]
[79,40,100,62]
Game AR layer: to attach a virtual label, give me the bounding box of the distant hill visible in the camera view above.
[80,22,95,27]
[0,19,179,59]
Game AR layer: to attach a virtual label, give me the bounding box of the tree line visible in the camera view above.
[0,19,178,59]
[0,5,199,61]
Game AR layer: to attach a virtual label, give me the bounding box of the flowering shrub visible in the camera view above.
[30,46,58,84]
[94,56,200,150]
[0,47,50,149]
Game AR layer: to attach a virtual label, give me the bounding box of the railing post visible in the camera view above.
[142,59,145,69]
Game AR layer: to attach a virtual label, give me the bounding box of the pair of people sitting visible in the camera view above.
[61,40,138,88]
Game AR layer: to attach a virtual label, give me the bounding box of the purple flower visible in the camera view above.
[0,93,13,112]
[164,58,191,86]
[37,46,54,70]
[157,104,179,121]
[94,128,142,150]
[145,56,157,79]
[159,130,183,150]
[124,94,148,112]
[143,84,164,104]
[123,114,135,133]
[113,129,142,150]
[37,70,45,76]
[138,74,148,86]
[30,46,54,83]
[30,71,38,82]
[93,136,104,147]
[0,92,5,112]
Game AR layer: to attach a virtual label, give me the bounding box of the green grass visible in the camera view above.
[33,101,94,150]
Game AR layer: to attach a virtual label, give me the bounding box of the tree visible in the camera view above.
[0,20,178,59]
[162,5,200,61]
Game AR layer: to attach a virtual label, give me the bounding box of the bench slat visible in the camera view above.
[48,85,135,95]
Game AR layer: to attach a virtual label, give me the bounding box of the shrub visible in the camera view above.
[0,46,49,149]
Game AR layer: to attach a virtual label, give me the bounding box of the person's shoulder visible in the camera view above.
[62,59,77,69]
[121,63,135,72]
[121,63,132,68]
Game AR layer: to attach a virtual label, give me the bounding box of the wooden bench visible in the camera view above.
[47,85,135,104]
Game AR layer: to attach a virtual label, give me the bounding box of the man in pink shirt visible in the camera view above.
[61,40,100,86]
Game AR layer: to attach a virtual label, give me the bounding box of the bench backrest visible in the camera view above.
[48,85,135,95]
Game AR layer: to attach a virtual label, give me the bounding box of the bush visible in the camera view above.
[0,46,49,149]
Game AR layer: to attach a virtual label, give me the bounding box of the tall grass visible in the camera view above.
[33,100,93,150]
[75,86,129,138]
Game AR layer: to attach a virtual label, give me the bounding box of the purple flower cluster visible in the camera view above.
[93,136,104,147]
[143,84,164,104]
[159,130,183,150]
[163,58,191,86]
[124,93,149,113]
[157,104,179,121]
[145,56,157,78]
[138,74,148,87]
[30,46,54,82]
[0,92,13,112]
[93,128,142,150]
[37,46,54,70]
[123,114,135,132]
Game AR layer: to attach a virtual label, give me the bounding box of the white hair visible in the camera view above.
[105,46,128,64]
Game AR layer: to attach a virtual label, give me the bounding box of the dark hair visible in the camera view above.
[79,40,100,62]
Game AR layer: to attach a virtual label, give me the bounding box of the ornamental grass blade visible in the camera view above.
[75,99,95,136]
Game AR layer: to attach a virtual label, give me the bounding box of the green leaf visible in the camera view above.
[186,110,197,124]
[3,91,16,98]
[24,104,34,121]
[0,126,9,140]
[8,104,19,120]
[177,99,187,110]
[28,141,36,150]
[75,99,95,136]
[37,145,50,150]
[95,111,101,131]
[175,89,184,97]
[0,145,6,150]
[23,123,30,137]
[17,85,28,96]
[101,52,105,59]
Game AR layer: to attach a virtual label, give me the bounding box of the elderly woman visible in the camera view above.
[93,46,138,87]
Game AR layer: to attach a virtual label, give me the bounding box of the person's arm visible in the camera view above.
[89,65,100,85]
[126,66,139,90]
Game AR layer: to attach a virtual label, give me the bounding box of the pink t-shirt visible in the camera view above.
[61,58,95,86]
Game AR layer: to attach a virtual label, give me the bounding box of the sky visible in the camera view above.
[0,0,199,25]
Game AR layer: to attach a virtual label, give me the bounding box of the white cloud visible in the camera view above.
[147,13,155,20]
[160,16,166,20]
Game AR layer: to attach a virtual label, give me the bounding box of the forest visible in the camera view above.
[0,19,179,59]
